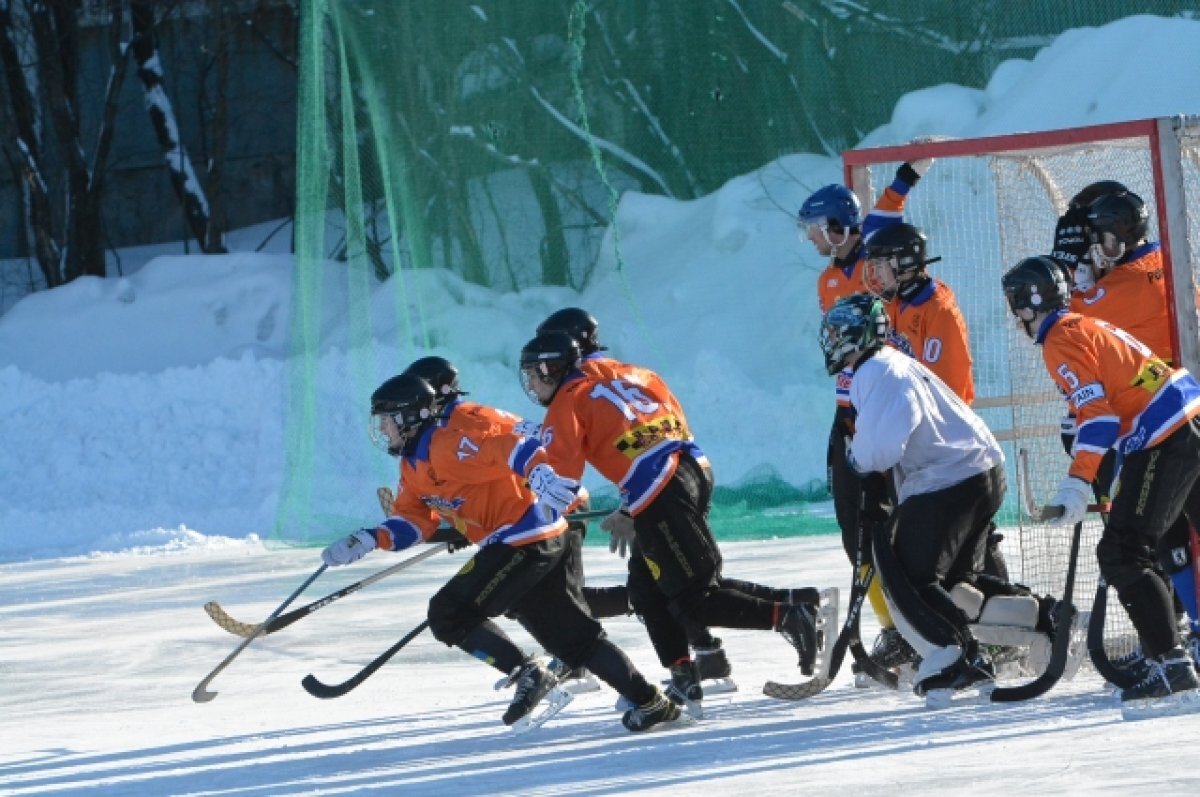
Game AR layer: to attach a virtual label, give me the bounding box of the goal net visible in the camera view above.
[844,117,1200,661]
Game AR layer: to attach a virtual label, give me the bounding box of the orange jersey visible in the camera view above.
[1070,243,1174,362]
[886,278,975,404]
[816,176,914,314]
[1039,310,1200,483]
[540,361,707,515]
[383,400,565,548]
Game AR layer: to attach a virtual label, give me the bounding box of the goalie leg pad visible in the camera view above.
[950,582,985,622]
[977,594,1040,628]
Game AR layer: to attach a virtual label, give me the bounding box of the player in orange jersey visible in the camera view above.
[534,308,824,705]
[1003,255,1200,708]
[1057,185,1200,668]
[321,371,683,733]
[799,160,931,680]
[863,222,974,404]
[518,331,824,695]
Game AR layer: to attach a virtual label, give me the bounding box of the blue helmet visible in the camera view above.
[798,184,862,231]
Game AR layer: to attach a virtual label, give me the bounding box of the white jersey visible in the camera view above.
[847,346,1002,502]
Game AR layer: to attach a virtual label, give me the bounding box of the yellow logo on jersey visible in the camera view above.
[457,558,476,576]
[1132,358,1170,393]
[645,556,661,581]
[614,415,686,458]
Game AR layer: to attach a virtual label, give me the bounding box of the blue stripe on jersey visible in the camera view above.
[1075,415,1120,456]
[509,435,542,477]
[1119,370,1200,454]
[478,503,566,547]
[620,440,704,513]
[379,516,424,551]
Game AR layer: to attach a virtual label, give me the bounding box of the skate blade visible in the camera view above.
[804,587,840,679]
[511,687,574,735]
[701,677,738,695]
[560,672,602,695]
[923,682,994,710]
[1119,688,1200,721]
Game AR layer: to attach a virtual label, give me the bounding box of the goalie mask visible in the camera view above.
[1001,256,1069,339]
[519,331,581,407]
[536,307,606,356]
[369,373,439,457]
[818,293,888,375]
[864,223,940,301]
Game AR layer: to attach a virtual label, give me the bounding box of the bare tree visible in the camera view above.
[129,0,225,253]
[0,0,129,285]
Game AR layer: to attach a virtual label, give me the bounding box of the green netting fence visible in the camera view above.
[281,0,1195,545]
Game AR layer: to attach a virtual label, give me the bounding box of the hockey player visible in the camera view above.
[819,293,1052,700]
[322,371,683,733]
[535,307,819,701]
[1057,186,1200,669]
[862,222,974,404]
[517,331,823,696]
[798,160,930,677]
[1002,255,1200,708]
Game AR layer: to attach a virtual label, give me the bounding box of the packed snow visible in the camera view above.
[3,14,1200,797]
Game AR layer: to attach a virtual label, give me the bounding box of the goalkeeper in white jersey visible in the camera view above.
[818,294,1057,698]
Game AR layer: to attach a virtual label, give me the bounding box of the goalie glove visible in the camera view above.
[526,463,581,519]
[1051,206,1090,271]
[322,529,378,566]
[1041,476,1091,527]
[601,510,636,558]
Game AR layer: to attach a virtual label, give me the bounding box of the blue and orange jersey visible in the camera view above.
[1038,310,1200,483]
[540,360,707,515]
[1070,243,1175,363]
[822,169,919,409]
[817,172,917,314]
[382,400,566,548]
[886,278,975,404]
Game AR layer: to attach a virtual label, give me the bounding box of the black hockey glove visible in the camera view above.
[1051,206,1090,273]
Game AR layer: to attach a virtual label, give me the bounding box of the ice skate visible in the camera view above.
[622,688,692,733]
[665,659,704,718]
[501,658,558,726]
[1120,648,1200,721]
[694,638,738,695]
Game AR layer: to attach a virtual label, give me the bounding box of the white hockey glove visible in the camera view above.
[910,157,934,177]
[527,463,581,519]
[321,529,377,566]
[601,510,637,558]
[513,419,543,439]
[1040,476,1091,527]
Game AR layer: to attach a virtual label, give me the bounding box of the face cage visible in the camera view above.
[864,255,899,299]
[1088,230,1125,273]
[819,324,855,375]
[369,412,421,457]
[520,364,559,406]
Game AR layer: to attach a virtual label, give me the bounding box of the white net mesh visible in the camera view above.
[847,118,1200,660]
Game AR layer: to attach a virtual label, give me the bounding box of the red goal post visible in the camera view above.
[841,117,1200,657]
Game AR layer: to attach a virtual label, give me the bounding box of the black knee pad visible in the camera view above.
[1097,533,1156,590]
[427,591,470,646]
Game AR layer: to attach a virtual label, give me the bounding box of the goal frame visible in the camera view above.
[843,117,1200,375]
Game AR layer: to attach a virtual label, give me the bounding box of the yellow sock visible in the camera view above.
[863,567,894,628]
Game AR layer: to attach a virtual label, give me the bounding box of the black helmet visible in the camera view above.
[1001,256,1070,339]
[818,293,888,375]
[864,223,939,299]
[1087,189,1149,253]
[403,356,463,403]
[519,331,581,406]
[369,373,439,456]
[1069,180,1129,210]
[536,307,605,355]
